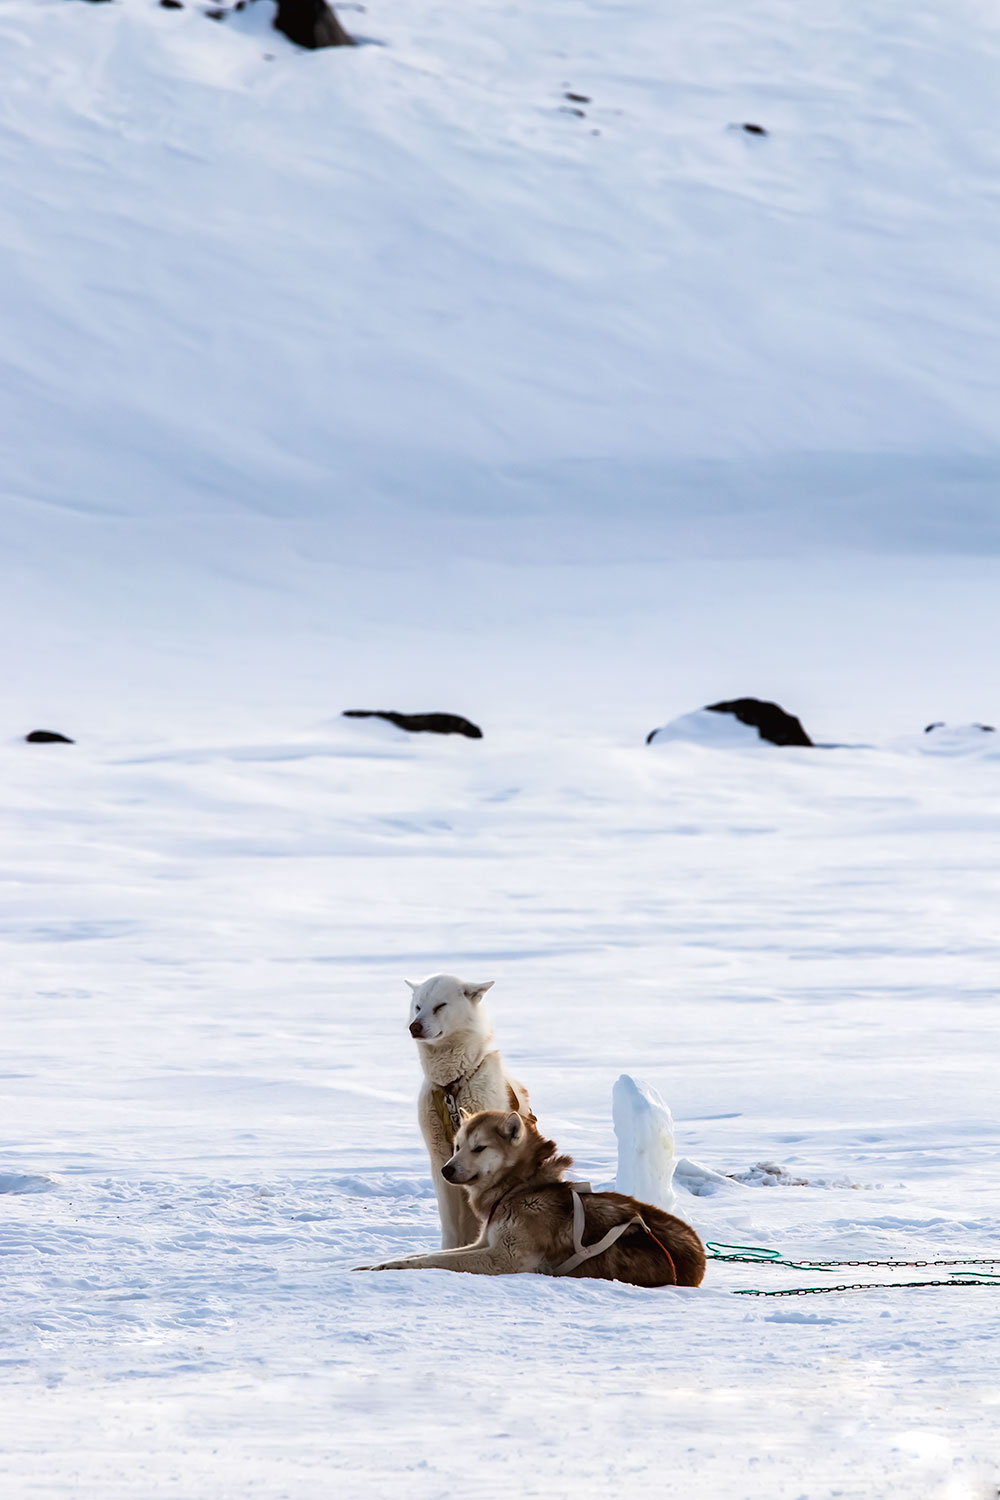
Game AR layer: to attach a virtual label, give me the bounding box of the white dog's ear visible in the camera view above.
[462,980,494,1004]
[404,979,418,992]
[499,1112,523,1143]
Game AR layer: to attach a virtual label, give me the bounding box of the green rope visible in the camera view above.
[706,1241,784,1264]
[705,1241,838,1274]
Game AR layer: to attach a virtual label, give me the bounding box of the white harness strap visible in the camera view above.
[553,1188,644,1276]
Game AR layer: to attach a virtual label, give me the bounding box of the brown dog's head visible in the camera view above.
[441,1110,526,1187]
[440,1112,571,1220]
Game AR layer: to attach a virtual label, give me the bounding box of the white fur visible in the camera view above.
[405,973,531,1248]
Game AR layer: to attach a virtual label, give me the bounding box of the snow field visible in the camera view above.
[3,723,1000,1496]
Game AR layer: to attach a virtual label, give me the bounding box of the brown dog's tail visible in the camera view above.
[639,1204,706,1286]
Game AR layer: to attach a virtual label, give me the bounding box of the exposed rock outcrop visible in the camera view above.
[647,697,812,748]
[343,710,482,739]
[703,697,812,746]
[274,0,355,49]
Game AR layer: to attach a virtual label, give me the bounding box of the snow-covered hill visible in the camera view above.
[5,0,1000,526]
[2,0,1000,1495]
[3,0,1000,738]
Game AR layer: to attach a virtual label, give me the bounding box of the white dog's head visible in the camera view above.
[405,973,494,1043]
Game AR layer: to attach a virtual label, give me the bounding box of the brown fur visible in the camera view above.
[359,1111,705,1287]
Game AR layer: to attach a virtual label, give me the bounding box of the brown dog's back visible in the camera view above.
[532,1184,705,1288]
[586,1191,705,1287]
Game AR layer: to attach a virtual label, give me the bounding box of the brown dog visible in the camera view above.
[360,1110,705,1287]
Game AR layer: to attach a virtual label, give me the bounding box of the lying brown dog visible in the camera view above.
[359,1110,705,1286]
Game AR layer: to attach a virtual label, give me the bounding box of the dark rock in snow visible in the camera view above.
[26,730,75,744]
[704,698,812,747]
[742,123,768,135]
[343,710,483,739]
[565,92,591,103]
[160,1,184,8]
[274,0,355,48]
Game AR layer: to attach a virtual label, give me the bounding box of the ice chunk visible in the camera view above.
[613,1074,676,1214]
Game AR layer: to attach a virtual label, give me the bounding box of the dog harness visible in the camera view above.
[553,1186,647,1276]
[431,1082,464,1143]
[481,1182,678,1282]
[431,1073,523,1145]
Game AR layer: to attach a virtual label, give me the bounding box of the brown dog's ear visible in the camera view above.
[459,1107,474,1122]
[499,1112,523,1143]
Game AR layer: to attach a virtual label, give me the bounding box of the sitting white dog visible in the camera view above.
[406,974,532,1248]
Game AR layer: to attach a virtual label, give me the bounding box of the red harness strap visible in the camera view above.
[641,1225,678,1285]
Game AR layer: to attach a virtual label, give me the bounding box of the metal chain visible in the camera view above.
[735,1278,1000,1297]
[703,1243,1000,1296]
[705,1242,1000,1273]
[791,1257,1000,1269]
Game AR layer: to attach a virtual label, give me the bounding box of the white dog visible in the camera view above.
[406,974,532,1248]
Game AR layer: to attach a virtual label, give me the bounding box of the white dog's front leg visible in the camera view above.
[432,1173,480,1250]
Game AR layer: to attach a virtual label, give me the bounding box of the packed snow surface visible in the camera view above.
[2,0,1000,1494]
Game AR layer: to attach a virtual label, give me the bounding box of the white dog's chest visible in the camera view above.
[428,1071,520,1147]
[419,1054,515,1156]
